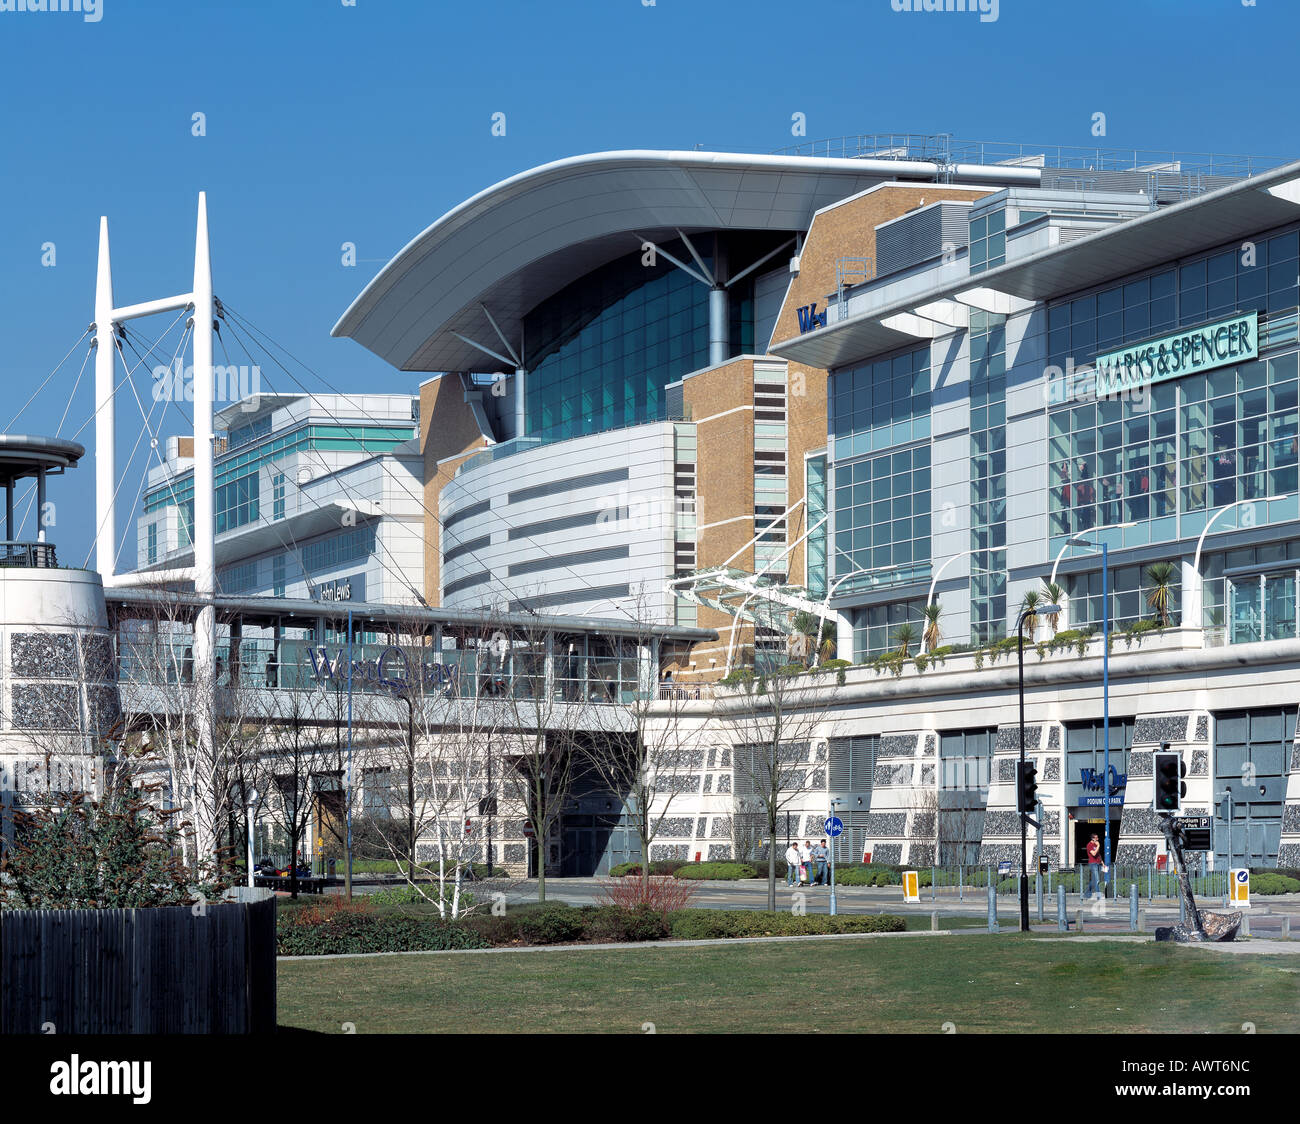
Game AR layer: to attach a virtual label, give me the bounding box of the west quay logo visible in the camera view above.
[0,0,103,21]
[307,644,460,696]
[796,303,828,333]
[890,0,998,23]
[50,1055,151,1104]
[1080,764,1128,795]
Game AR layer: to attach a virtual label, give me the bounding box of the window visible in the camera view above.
[272,471,285,521]
[939,728,993,792]
[301,525,377,573]
[146,523,158,565]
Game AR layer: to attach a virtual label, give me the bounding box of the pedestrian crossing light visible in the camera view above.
[1154,745,1186,813]
[1016,760,1038,815]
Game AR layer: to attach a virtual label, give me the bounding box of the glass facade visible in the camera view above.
[829,344,933,599]
[1201,535,1300,642]
[850,596,926,661]
[805,452,828,598]
[968,207,1006,274]
[300,525,376,574]
[970,311,1008,645]
[523,240,753,445]
[144,423,415,518]
[1047,227,1300,555]
[1067,562,1181,632]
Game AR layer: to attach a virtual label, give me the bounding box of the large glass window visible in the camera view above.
[850,597,926,661]
[829,344,931,463]
[1049,350,1299,551]
[522,239,755,445]
[970,311,1008,645]
[832,445,932,591]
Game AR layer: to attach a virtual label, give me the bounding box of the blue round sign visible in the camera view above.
[824,816,844,837]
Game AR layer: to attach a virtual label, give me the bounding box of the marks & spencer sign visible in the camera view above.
[1093,311,1257,397]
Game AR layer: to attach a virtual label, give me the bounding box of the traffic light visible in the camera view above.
[1016,760,1038,815]
[1153,747,1186,813]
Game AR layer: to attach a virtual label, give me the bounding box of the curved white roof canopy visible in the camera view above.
[332,149,1040,373]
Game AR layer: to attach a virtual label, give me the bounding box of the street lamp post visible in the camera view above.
[1065,533,1115,890]
[829,796,843,917]
[1016,601,1060,932]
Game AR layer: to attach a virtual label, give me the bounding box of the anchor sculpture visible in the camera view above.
[1154,813,1242,942]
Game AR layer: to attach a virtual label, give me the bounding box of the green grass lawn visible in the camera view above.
[277,932,1300,1034]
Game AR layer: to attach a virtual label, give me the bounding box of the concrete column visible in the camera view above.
[708,287,729,367]
[36,468,46,542]
[514,367,527,438]
[1181,557,1202,629]
[4,478,12,541]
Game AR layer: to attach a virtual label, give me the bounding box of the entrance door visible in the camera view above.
[1229,577,1263,644]
[1264,571,1297,641]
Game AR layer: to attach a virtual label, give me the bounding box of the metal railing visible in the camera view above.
[770,134,1284,180]
[0,540,58,568]
[909,863,1233,903]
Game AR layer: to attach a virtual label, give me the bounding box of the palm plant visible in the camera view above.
[1145,561,1176,627]
[893,622,917,658]
[923,602,942,653]
[1020,590,1041,642]
[1041,581,1065,635]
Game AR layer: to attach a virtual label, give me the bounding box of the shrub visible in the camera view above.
[832,864,901,887]
[667,909,906,940]
[608,860,684,878]
[672,862,759,881]
[719,668,755,686]
[0,785,227,910]
[776,663,808,677]
[595,875,698,914]
[1250,873,1300,895]
[276,897,489,955]
[515,903,585,944]
[578,905,670,943]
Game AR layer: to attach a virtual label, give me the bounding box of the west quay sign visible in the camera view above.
[1079,764,1128,807]
[1093,311,1258,398]
[306,645,460,695]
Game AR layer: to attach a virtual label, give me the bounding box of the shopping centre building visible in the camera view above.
[69,137,1299,877]
[324,138,1300,873]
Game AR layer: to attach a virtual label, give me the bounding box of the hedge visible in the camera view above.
[668,909,906,940]
[672,862,760,881]
[609,860,686,878]
[278,900,909,954]
[277,904,490,955]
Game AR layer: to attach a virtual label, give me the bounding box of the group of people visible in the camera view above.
[784,839,832,887]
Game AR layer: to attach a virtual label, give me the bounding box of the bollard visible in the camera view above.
[932,866,936,903]
[1036,873,1043,921]
[988,883,998,933]
[1147,864,1152,902]
[1138,909,1147,932]
[1241,914,1251,938]
[931,911,939,932]
[1282,917,1291,941]
[1130,883,1138,931]
[1057,886,1067,931]
[1076,909,1085,932]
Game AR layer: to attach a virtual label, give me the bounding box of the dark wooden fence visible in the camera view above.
[0,892,276,1034]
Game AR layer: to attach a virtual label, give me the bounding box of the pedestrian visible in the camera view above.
[784,840,800,887]
[1086,832,1104,899]
[798,839,813,885]
[813,838,829,885]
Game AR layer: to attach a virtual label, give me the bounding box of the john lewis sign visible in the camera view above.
[1093,311,1257,397]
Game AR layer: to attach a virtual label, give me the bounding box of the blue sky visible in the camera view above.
[0,0,1296,567]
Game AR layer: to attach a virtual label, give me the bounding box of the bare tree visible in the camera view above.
[250,690,340,897]
[714,668,841,910]
[580,599,703,892]
[113,597,264,874]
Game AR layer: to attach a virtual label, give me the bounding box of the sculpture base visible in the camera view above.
[1155,911,1242,943]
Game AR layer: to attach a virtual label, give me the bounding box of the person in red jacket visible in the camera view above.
[1086,832,1104,899]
